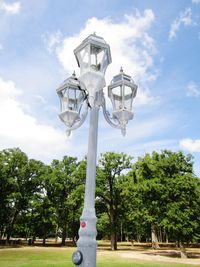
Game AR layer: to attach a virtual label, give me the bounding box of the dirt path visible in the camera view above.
[116,249,200,266]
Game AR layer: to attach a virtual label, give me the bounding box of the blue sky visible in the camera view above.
[0,0,200,175]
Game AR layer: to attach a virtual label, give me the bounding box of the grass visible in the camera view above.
[0,246,194,267]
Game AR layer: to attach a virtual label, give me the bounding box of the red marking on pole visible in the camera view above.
[81,221,86,228]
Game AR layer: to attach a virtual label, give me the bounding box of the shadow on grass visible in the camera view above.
[0,239,76,249]
[144,250,200,259]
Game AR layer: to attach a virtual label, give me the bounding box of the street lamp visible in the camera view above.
[57,33,137,267]
[57,72,86,128]
[57,72,88,136]
[108,67,137,136]
[73,33,111,105]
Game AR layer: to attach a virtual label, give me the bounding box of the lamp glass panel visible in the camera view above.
[76,89,85,111]
[124,86,133,110]
[68,87,84,111]
[90,45,105,72]
[78,44,90,73]
[59,86,85,112]
[68,88,76,111]
[101,51,109,73]
[112,86,123,110]
[60,88,68,112]
[68,87,76,99]
[61,96,68,112]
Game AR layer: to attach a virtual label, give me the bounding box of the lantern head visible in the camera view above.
[57,72,86,128]
[74,33,112,96]
[108,68,137,125]
[74,33,111,75]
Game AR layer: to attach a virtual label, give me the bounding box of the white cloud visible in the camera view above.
[42,31,63,54]
[192,0,200,4]
[180,138,200,152]
[186,81,200,97]
[34,94,47,104]
[135,88,160,107]
[55,10,158,106]
[0,76,72,162]
[169,8,194,40]
[0,1,21,14]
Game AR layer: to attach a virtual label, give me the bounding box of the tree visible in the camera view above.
[0,148,45,242]
[0,149,11,238]
[124,150,200,255]
[161,172,200,256]
[96,152,132,250]
[47,156,79,245]
[27,191,57,245]
[67,159,86,243]
[14,159,49,242]
[120,173,147,243]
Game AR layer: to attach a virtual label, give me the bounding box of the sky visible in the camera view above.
[0,0,200,175]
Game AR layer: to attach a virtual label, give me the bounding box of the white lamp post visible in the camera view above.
[57,33,137,267]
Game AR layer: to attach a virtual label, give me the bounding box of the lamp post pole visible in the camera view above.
[56,33,137,267]
[77,96,99,266]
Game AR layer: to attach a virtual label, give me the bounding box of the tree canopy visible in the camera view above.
[0,147,199,252]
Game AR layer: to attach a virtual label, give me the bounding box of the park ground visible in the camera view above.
[1,242,200,267]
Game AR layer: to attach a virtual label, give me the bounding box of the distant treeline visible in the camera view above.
[0,148,200,251]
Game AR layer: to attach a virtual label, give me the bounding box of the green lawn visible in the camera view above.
[0,247,193,267]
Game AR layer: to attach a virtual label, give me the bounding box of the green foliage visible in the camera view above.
[0,148,45,241]
[97,212,110,239]
[46,156,81,244]
[123,150,200,245]
[0,147,200,249]
[96,152,132,250]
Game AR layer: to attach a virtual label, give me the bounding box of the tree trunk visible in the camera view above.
[0,228,5,239]
[151,223,159,249]
[55,224,59,243]
[120,222,123,242]
[179,241,187,258]
[61,223,67,246]
[159,228,162,243]
[0,228,3,239]
[114,232,117,249]
[137,233,141,243]
[72,235,76,246]
[166,233,168,244]
[6,209,19,243]
[110,208,117,250]
[32,235,36,245]
[111,232,117,250]
[42,227,46,246]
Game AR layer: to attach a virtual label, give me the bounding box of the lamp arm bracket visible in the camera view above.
[66,104,89,136]
[101,95,126,135]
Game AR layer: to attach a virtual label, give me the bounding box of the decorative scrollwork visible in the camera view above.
[101,93,127,136]
[66,103,89,136]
